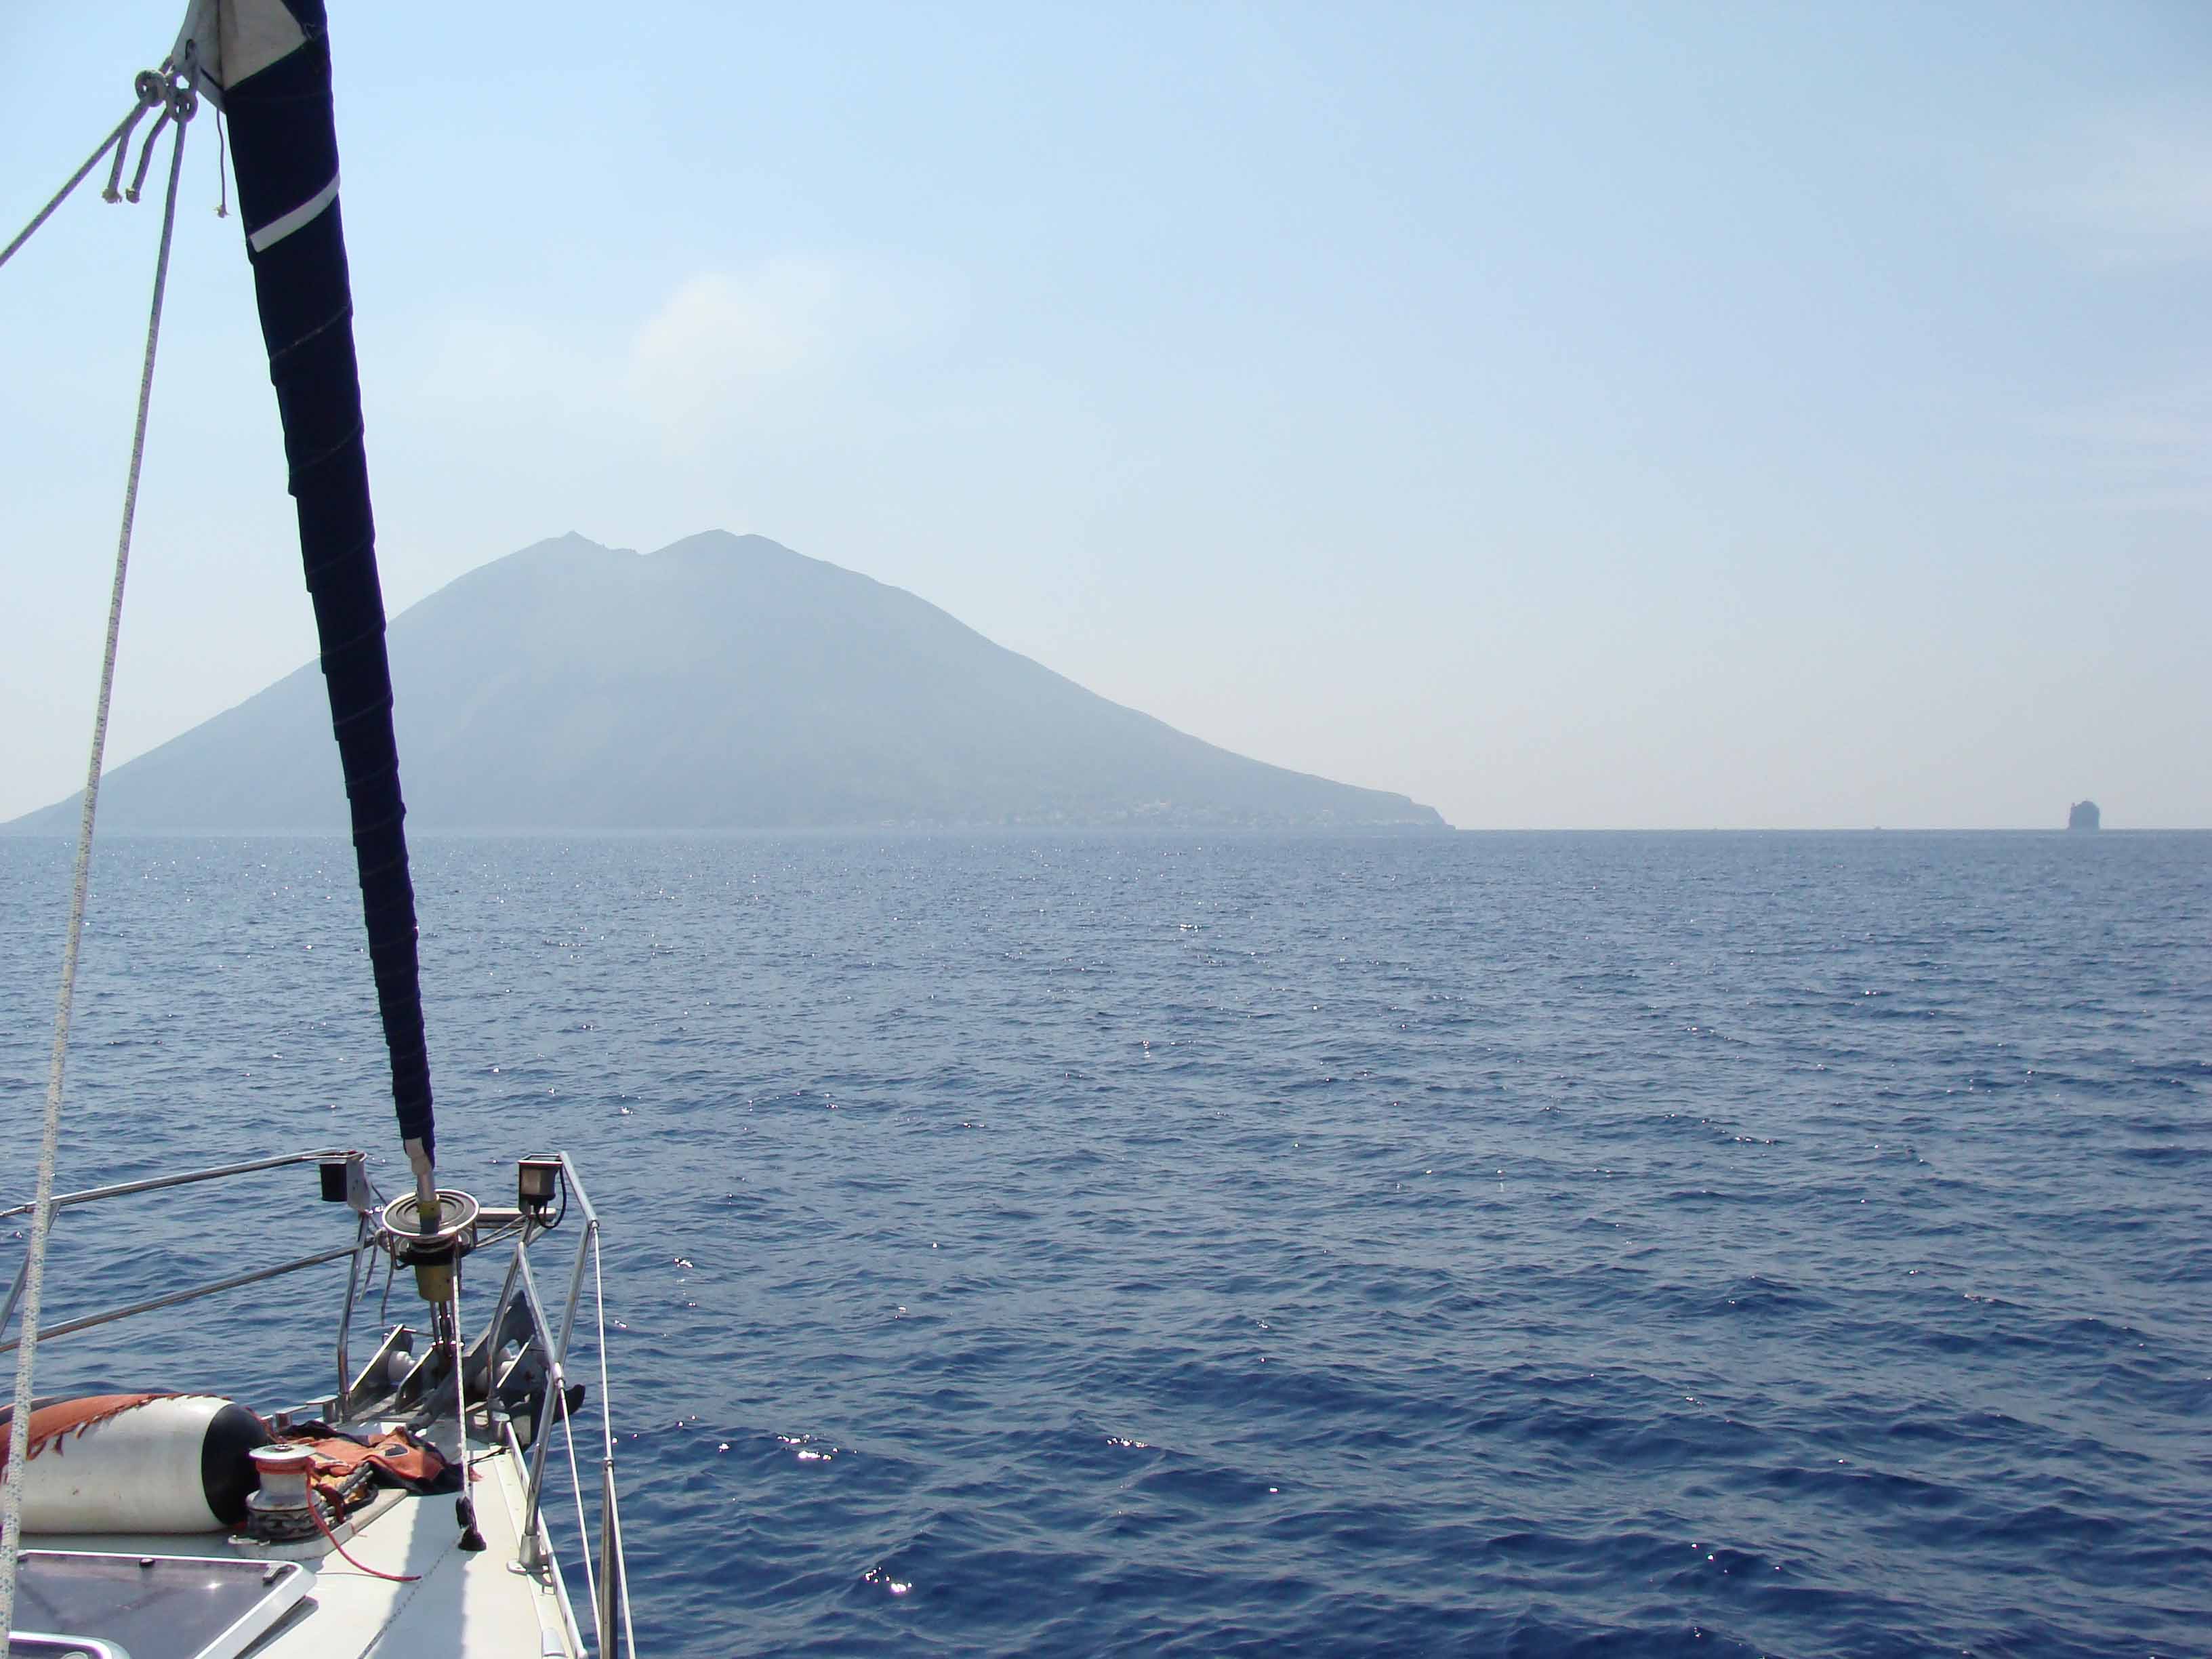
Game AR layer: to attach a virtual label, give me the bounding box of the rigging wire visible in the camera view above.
[557,1361,600,1637]
[0,84,192,1642]
[592,1230,636,1656]
[0,90,159,273]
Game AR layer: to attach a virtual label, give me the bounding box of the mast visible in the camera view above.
[176,0,437,1205]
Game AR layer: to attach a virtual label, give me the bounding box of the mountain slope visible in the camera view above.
[7,532,1446,833]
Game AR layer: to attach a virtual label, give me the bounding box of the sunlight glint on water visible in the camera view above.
[2,832,2207,1657]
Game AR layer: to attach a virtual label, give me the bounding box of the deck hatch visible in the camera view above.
[7,1550,312,1659]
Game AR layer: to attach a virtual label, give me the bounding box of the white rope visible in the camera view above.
[213,106,230,220]
[0,100,190,1643]
[0,94,157,272]
[124,104,178,205]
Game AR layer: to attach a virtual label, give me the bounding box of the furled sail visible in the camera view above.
[174,0,436,1191]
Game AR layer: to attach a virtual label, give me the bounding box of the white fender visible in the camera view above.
[0,1393,266,1533]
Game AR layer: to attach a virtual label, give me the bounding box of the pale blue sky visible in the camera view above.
[3,1,2207,827]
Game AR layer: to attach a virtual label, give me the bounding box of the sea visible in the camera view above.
[1,831,2207,1658]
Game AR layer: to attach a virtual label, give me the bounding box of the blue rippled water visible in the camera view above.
[3,831,2208,1657]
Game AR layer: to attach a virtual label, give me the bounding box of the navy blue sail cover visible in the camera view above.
[196,0,434,1158]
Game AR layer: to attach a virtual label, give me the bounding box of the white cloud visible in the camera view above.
[2014,117,2212,262]
[398,255,955,449]
[2041,384,2212,515]
[410,313,604,419]
[622,256,935,436]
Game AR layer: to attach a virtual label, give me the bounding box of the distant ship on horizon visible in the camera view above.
[2068,800,2102,832]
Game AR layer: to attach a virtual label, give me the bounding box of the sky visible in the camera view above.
[1,1,2207,830]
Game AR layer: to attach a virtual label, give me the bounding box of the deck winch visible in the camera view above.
[243,1443,319,1542]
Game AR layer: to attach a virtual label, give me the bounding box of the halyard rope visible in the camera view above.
[309,1487,422,1584]
[0,85,192,1641]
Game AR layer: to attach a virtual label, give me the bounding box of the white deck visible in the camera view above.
[3,1151,626,1659]
[25,1431,583,1659]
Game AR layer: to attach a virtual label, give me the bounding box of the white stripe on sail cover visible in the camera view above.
[247,171,337,251]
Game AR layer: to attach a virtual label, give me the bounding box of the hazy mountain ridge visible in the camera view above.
[6,533,1446,834]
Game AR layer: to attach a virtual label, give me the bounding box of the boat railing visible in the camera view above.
[0,1149,365,1356]
[0,1147,636,1659]
[478,1151,637,1659]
